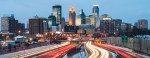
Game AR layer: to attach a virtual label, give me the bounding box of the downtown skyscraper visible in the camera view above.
[76,14,81,26]
[89,15,96,27]
[92,5,99,28]
[48,14,57,32]
[29,16,48,34]
[69,7,76,26]
[52,5,62,25]
[80,9,86,24]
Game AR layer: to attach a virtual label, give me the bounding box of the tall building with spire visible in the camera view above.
[52,5,62,25]
[69,7,76,26]
[93,5,99,28]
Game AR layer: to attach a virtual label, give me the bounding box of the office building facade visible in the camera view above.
[100,14,112,34]
[93,5,100,28]
[69,7,76,26]
[76,14,81,26]
[89,15,96,27]
[52,5,62,24]
[80,9,86,24]
[1,15,24,34]
[1,16,10,33]
[48,14,56,31]
[29,16,48,34]
[111,19,122,35]
[136,19,148,30]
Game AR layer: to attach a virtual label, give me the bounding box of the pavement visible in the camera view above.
[86,41,110,58]
[0,45,55,58]
[0,42,70,58]
[0,42,49,55]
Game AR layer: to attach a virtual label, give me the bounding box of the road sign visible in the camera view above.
[71,41,79,44]
[122,36,128,43]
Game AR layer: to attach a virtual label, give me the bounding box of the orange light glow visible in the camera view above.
[70,7,75,13]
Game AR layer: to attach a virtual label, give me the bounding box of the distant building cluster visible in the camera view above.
[1,14,25,34]
[0,5,149,36]
[134,19,148,30]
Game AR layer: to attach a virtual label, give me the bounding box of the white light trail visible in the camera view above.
[86,41,110,58]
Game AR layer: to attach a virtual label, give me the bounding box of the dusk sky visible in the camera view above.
[0,0,150,28]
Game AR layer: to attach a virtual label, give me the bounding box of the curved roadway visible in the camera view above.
[86,41,110,58]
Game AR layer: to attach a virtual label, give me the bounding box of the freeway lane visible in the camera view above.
[86,41,100,58]
[35,44,78,58]
[94,42,143,58]
[86,41,110,58]
[9,42,70,58]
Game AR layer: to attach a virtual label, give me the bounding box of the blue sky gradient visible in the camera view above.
[0,0,150,28]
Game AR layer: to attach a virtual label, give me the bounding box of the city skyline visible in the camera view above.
[0,1,150,57]
[0,0,150,29]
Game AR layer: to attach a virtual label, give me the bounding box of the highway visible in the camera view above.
[94,42,143,58]
[86,41,110,58]
[35,44,78,58]
[9,42,70,58]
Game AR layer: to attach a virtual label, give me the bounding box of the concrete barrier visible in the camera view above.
[106,37,150,55]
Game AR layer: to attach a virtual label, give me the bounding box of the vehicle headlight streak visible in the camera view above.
[36,44,78,58]
[9,42,70,58]
[86,41,99,58]
[94,42,143,58]
[86,41,110,58]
